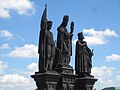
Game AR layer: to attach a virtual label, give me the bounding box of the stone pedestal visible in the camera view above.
[55,64,76,90]
[58,73,76,90]
[31,71,61,90]
[55,64,74,74]
[75,76,97,90]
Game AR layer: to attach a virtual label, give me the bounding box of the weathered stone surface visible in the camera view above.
[75,76,97,90]
[31,72,61,90]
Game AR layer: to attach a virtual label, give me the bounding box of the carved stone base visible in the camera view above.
[55,64,74,74]
[75,76,97,90]
[55,64,76,90]
[31,71,61,90]
[58,73,76,90]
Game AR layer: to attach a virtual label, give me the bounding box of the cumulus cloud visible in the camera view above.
[0,0,34,18]
[0,30,13,40]
[73,28,118,46]
[0,43,9,49]
[27,62,38,72]
[14,62,38,76]
[0,9,10,18]
[106,54,120,61]
[0,60,8,75]
[7,44,38,58]
[0,74,35,90]
[0,74,29,84]
[83,28,117,37]
[116,75,120,81]
[91,66,114,85]
[0,62,37,90]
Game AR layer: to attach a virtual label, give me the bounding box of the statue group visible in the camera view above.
[38,7,93,76]
[31,5,97,90]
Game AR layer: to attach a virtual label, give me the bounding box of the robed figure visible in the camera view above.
[75,32,93,77]
[38,5,55,72]
[55,15,74,67]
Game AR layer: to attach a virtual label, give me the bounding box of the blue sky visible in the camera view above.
[0,0,120,90]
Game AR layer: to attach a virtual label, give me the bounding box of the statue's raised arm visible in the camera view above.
[38,5,55,73]
[38,5,47,72]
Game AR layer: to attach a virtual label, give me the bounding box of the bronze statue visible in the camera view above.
[38,5,47,72]
[75,32,93,77]
[38,5,55,72]
[45,21,55,71]
[55,15,74,66]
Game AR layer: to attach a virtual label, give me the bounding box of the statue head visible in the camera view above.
[47,21,52,30]
[63,15,69,22]
[61,15,69,27]
[78,32,85,40]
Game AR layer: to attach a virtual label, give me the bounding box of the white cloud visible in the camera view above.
[0,74,29,84]
[106,54,120,61]
[14,62,38,76]
[0,60,8,75]
[0,74,35,90]
[0,8,10,18]
[7,44,38,58]
[0,62,37,90]
[0,30,13,39]
[0,0,34,18]
[27,62,38,72]
[83,28,117,37]
[82,28,118,46]
[0,43,9,49]
[84,36,106,45]
[116,75,120,81]
[91,66,114,85]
